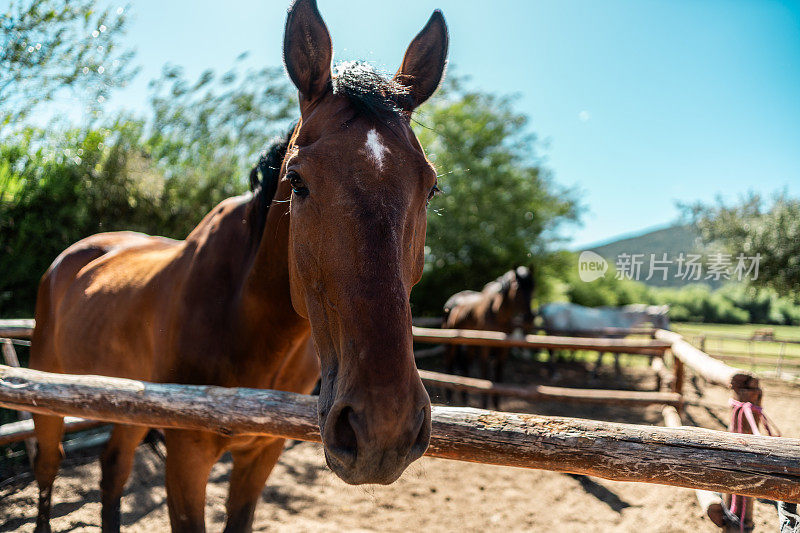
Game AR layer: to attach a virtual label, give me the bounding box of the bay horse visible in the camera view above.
[29,1,449,531]
[441,267,535,408]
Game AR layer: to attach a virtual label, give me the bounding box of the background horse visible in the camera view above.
[539,302,670,374]
[29,1,448,531]
[442,266,535,407]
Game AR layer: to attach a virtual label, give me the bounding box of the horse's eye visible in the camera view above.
[426,183,441,204]
[287,171,309,198]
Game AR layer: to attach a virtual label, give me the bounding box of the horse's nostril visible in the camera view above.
[409,407,431,460]
[328,405,358,466]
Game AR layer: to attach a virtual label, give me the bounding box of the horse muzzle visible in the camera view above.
[318,383,431,485]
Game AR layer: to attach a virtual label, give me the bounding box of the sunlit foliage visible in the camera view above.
[0,0,136,127]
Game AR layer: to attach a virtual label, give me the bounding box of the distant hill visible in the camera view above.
[583,224,720,288]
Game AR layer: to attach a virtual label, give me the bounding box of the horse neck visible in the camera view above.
[238,185,308,338]
[493,293,517,327]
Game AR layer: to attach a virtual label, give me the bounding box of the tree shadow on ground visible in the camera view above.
[566,474,634,513]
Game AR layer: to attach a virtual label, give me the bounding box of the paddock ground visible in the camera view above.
[2,356,798,532]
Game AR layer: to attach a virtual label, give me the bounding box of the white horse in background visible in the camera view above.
[538,302,670,374]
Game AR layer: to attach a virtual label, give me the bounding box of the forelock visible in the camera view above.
[331,61,410,124]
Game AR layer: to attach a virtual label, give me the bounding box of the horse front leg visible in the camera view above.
[492,347,509,410]
[443,344,459,403]
[164,429,223,533]
[546,349,558,377]
[223,438,286,533]
[458,346,472,405]
[479,346,492,409]
[592,351,605,377]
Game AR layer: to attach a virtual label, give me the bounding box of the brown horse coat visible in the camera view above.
[29,1,449,531]
[442,267,534,407]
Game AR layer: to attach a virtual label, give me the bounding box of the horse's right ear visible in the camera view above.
[394,10,449,111]
[283,0,332,104]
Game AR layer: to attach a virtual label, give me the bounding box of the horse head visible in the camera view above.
[495,266,535,328]
[649,304,671,330]
[514,266,536,327]
[281,0,448,485]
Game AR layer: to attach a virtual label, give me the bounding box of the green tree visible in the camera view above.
[682,193,800,300]
[0,122,161,315]
[145,62,296,236]
[412,79,581,314]
[0,64,296,317]
[0,0,135,127]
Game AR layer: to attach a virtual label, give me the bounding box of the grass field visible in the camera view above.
[672,322,800,378]
[673,322,800,340]
[673,322,800,355]
[543,322,800,376]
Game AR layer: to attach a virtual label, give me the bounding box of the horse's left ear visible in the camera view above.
[284,0,333,104]
[394,10,449,111]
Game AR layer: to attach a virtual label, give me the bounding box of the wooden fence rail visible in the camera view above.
[0,319,34,339]
[1,364,799,503]
[418,369,682,407]
[413,326,670,355]
[2,320,671,356]
[654,330,758,391]
[411,318,659,338]
[0,417,102,446]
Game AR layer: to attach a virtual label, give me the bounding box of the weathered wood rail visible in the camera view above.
[0,417,102,446]
[418,369,682,407]
[410,318,659,338]
[413,326,670,355]
[654,329,759,392]
[0,319,34,338]
[1,364,799,503]
[1,320,671,356]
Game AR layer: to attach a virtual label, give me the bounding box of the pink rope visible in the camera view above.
[728,398,780,437]
[727,399,781,531]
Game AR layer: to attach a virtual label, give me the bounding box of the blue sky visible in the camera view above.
[95,0,800,248]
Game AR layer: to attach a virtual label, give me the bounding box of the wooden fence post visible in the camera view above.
[724,375,763,532]
[672,356,685,398]
[662,405,726,527]
[2,339,37,467]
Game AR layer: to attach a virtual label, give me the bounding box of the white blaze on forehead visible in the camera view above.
[364,128,390,171]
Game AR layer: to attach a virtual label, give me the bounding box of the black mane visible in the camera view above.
[248,123,295,238]
[331,61,409,124]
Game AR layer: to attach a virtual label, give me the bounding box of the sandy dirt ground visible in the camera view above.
[2,354,798,532]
